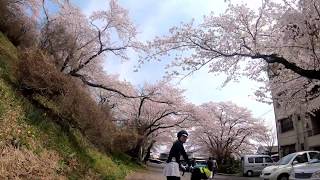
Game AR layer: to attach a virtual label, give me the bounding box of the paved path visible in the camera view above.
[126,162,260,180]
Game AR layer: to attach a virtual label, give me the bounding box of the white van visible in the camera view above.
[241,155,274,176]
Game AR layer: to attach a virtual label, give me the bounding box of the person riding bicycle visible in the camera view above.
[163,130,190,180]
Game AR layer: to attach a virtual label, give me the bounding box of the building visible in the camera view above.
[270,66,320,157]
[275,106,320,157]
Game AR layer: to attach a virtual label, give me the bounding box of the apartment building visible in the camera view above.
[267,63,320,158]
[274,93,320,157]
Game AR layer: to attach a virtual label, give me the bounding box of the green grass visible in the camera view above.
[88,149,141,180]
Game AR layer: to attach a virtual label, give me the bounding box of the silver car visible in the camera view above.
[289,154,320,180]
[260,151,320,180]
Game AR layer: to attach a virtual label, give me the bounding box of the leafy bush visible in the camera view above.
[218,158,241,174]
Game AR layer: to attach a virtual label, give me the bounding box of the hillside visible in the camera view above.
[0,32,139,179]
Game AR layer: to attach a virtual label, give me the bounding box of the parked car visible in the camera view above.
[260,151,320,180]
[241,155,275,176]
[148,158,164,164]
[289,153,320,180]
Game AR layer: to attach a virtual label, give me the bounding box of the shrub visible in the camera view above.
[111,129,139,152]
[0,145,63,179]
[0,0,38,47]
[17,48,118,152]
[218,158,241,174]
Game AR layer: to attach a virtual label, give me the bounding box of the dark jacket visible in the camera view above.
[166,140,189,165]
[207,160,214,171]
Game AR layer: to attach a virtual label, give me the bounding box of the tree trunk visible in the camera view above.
[128,136,147,162]
[127,138,143,159]
[143,140,156,164]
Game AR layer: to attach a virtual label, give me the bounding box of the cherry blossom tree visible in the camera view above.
[142,0,320,109]
[38,0,197,160]
[191,102,267,164]
[142,130,173,163]
[40,0,142,95]
[6,0,41,16]
[101,81,196,161]
[257,127,277,156]
[144,127,195,163]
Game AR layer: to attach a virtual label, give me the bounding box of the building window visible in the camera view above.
[279,117,294,133]
[311,146,320,151]
[308,110,320,136]
[281,144,296,157]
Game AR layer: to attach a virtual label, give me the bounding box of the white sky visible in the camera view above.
[75,0,276,131]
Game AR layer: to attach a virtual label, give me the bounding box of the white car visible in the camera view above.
[260,151,320,180]
[289,156,320,180]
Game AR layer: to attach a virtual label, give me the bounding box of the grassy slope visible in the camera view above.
[0,32,139,179]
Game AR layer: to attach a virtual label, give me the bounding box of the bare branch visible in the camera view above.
[69,45,128,74]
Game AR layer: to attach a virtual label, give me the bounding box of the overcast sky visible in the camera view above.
[72,0,276,131]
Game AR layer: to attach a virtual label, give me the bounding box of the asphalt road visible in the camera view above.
[126,162,260,180]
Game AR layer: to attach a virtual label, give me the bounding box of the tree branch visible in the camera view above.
[71,73,145,98]
[69,45,127,74]
[178,34,320,80]
[70,73,173,106]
